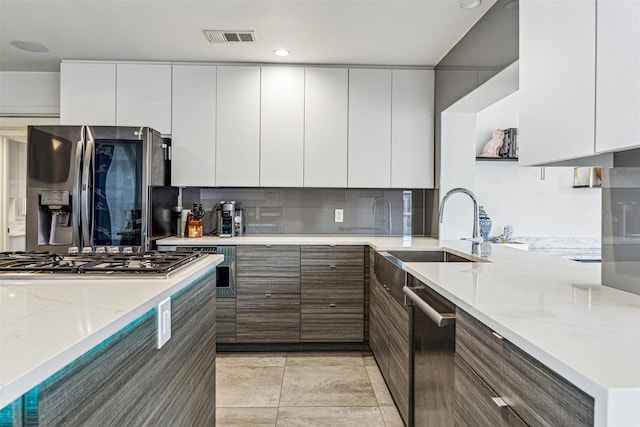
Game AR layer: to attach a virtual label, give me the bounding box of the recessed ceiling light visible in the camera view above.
[273,49,290,57]
[458,0,482,9]
[10,40,50,53]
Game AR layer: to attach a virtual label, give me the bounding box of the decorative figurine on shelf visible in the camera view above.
[480,129,505,157]
[478,206,492,241]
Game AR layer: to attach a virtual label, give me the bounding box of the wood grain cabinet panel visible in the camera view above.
[300,245,365,343]
[456,309,594,426]
[368,252,410,425]
[455,356,527,427]
[236,245,301,343]
[216,298,236,343]
[36,273,216,426]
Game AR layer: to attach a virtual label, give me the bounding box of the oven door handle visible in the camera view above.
[403,286,455,327]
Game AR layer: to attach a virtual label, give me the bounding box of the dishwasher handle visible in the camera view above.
[403,286,456,327]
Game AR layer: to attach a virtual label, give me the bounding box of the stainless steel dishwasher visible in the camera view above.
[403,275,456,426]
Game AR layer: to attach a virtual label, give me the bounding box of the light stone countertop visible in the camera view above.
[0,254,223,409]
[158,235,639,426]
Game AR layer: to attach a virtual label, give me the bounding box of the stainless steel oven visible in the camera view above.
[177,246,236,298]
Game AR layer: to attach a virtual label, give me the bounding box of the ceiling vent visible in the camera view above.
[203,30,257,43]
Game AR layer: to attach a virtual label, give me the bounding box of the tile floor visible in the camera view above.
[216,352,404,427]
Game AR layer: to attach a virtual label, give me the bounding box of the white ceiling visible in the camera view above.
[0,0,495,72]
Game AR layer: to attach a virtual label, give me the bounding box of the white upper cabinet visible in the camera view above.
[216,66,261,187]
[304,68,349,188]
[260,67,305,187]
[595,0,640,153]
[348,69,392,188]
[391,69,435,188]
[60,62,116,126]
[519,0,596,166]
[171,65,216,187]
[116,63,172,135]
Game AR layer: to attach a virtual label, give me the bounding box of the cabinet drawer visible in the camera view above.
[237,245,301,274]
[237,292,300,310]
[300,245,364,267]
[301,279,363,307]
[455,356,527,427]
[238,279,300,295]
[236,307,300,343]
[457,310,594,426]
[503,337,594,426]
[456,309,508,396]
[301,310,364,342]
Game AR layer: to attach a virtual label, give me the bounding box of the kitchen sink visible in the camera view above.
[383,250,478,264]
[374,249,481,306]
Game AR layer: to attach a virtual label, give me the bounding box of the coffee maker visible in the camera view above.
[218,201,236,237]
[217,201,245,237]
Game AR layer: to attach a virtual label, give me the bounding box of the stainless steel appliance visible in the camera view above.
[26,126,170,253]
[176,245,236,298]
[217,201,236,237]
[0,250,203,278]
[404,275,456,426]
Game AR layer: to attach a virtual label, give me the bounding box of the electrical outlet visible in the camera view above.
[334,209,344,223]
[157,297,171,349]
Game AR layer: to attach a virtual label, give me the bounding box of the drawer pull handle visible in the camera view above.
[265,244,272,248]
[492,397,508,408]
[329,303,336,308]
[265,293,272,298]
[329,265,337,269]
[492,331,504,340]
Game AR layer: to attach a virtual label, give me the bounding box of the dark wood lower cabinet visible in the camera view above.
[36,272,217,426]
[369,250,410,426]
[456,309,594,427]
[236,245,301,343]
[301,246,365,343]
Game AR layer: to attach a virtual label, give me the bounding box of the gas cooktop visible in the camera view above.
[0,251,205,277]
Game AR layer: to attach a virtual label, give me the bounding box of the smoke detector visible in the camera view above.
[203,30,257,43]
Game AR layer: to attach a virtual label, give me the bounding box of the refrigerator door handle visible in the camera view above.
[72,136,84,248]
[81,126,95,248]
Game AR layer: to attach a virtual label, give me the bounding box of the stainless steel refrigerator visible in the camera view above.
[26,126,171,252]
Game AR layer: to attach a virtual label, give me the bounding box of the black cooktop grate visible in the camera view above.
[0,251,204,275]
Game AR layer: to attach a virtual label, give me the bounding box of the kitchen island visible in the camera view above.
[0,254,222,426]
[158,235,640,426]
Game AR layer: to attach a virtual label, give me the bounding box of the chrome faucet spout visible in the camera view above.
[439,187,482,242]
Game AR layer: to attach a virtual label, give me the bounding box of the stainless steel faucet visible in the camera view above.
[439,187,483,243]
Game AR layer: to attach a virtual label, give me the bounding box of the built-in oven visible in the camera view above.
[177,246,236,298]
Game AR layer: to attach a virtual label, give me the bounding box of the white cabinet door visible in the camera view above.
[116,64,172,135]
[596,0,640,153]
[260,67,305,187]
[519,0,596,165]
[304,68,348,188]
[348,69,392,188]
[60,62,116,126]
[391,69,435,188]
[216,66,261,187]
[171,65,216,187]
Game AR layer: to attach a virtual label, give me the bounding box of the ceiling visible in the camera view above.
[0,0,496,72]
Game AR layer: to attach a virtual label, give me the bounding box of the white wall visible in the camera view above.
[0,72,60,116]
[441,90,601,240]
